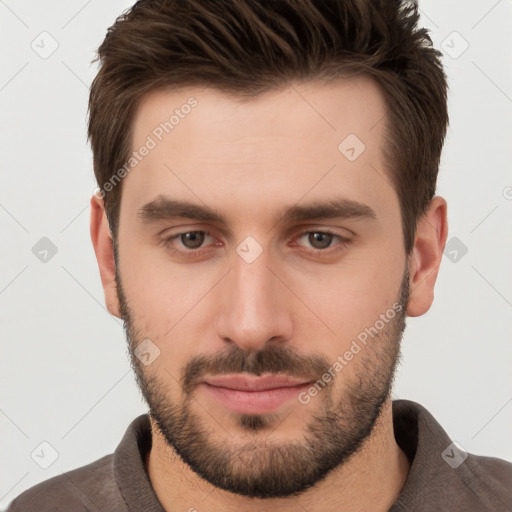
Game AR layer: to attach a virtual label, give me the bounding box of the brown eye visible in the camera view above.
[307,232,334,249]
[180,231,205,249]
[293,230,351,255]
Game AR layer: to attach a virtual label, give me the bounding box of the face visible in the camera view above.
[114,78,410,498]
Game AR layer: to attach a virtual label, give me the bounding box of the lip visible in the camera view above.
[200,374,312,415]
[203,374,311,391]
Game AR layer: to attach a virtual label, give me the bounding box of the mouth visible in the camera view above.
[199,374,313,415]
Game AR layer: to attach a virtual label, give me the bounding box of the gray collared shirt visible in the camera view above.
[6,400,512,511]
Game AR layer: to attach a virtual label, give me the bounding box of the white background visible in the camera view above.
[1,1,511,508]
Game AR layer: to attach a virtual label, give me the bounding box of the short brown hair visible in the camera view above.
[88,0,448,254]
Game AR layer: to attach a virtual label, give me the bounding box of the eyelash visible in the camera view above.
[159,229,351,257]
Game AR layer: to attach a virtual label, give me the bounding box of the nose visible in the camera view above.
[215,248,293,351]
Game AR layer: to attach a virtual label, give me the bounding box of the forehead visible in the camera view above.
[122,77,396,227]
[132,76,387,151]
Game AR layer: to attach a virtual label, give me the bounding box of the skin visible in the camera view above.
[90,77,448,511]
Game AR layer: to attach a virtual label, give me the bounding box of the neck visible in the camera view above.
[146,399,410,512]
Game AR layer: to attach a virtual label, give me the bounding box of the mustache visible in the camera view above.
[180,343,331,395]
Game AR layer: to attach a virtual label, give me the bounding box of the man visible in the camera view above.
[7,0,512,510]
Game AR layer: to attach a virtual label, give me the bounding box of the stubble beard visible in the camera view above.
[117,264,409,498]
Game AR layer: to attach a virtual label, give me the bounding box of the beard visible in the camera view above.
[116,261,409,499]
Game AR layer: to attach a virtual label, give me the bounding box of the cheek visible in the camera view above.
[287,252,403,351]
[118,235,222,341]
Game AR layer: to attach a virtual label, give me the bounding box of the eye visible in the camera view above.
[159,228,350,259]
[295,230,350,251]
[179,231,207,249]
[161,230,218,254]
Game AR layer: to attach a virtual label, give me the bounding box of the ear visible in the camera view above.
[406,196,448,317]
[90,193,121,318]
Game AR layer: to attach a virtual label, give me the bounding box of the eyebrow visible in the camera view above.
[137,195,377,226]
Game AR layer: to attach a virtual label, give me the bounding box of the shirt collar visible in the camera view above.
[113,400,450,510]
